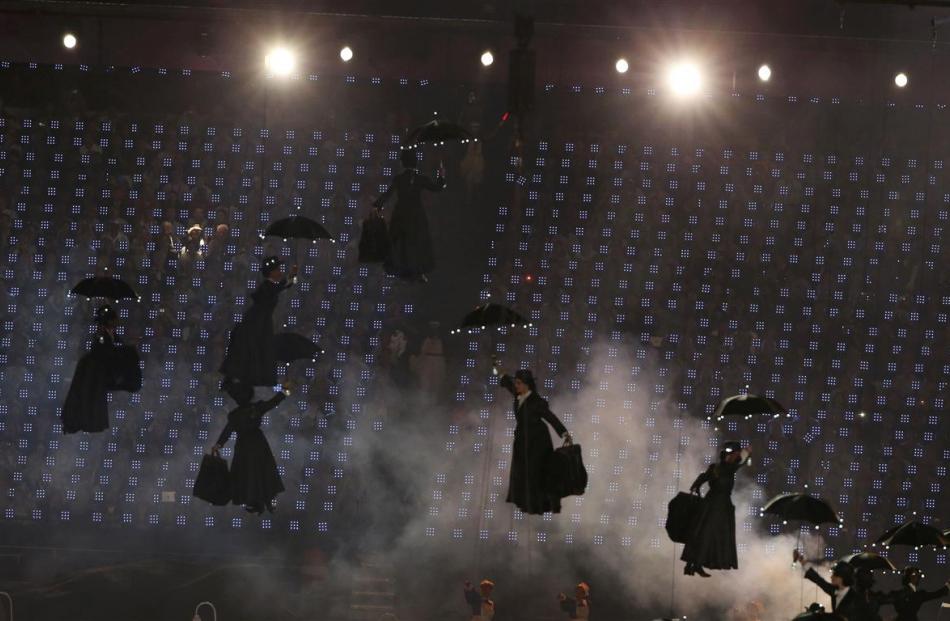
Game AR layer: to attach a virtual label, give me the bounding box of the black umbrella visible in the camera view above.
[71,276,138,301]
[405,118,474,148]
[761,493,841,526]
[709,393,786,422]
[274,333,323,363]
[843,551,895,571]
[454,303,530,334]
[874,521,948,547]
[265,215,334,241]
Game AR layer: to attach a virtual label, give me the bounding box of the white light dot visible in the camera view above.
[63,33,77,49]
[340,46,353,62]
[895,72,908,88]
[758,64,772,82]
[480,51,494,67]
[265,46,296,76]
[615,58,629,74]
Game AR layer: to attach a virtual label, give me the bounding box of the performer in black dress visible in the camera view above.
[62,304,142,434]
[498,368,572,515]
[373,149,445,282]
[889,566,949,621]
[211,380,290,514]
[681,441,750,576]
[558,582,591,620]
[803,561,862,621]
[220,256,297,387]
[463,579,495,621]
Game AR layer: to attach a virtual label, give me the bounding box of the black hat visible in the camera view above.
[222,378,254,406]
[902,566,921,585]
[832,561,855,586]
[720,441,743,461]
[261,256,283,277]
[514,369,537,393]
[400,148,418,169]
[94,304,118,325]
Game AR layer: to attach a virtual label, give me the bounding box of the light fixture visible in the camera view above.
[667,60,702,97]
[615,58,629,74]
[264,46,296,76]
[480,50,494,67]
[757,64,771,82]
[63,33,78,49]
[894,72,908,88]
[340,46,353,62]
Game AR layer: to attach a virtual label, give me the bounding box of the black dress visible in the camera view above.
[680,461,744,570]
[374,169,444,279]
[215,392,286,513]
[62,330,142,434]
[220,278,291,386]
[890,583,949,621]
[500,375,567,515]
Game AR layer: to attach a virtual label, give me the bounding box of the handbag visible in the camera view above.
[193,453,231,506]
[666,491,704,544]
[358,210,390,263]
[545,444,588,498]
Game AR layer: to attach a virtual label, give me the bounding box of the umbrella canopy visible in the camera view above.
[762,493,841,526]
[874,521,948,547]
[71,276,138,301]
[710,394,786,422]
[265,215,334,241]
[454,303,529,334]
[405,118,474,148]
[843,551,895,571]
[273,333,323,363]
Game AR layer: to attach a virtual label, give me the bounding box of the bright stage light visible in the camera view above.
[894,72,908,88]
[264,46,296,76]
[758,64,772,82]
[481,51,494,67]
[340,46,353,62]
[63,33,77,49]
[615,58,629,74]
[667,60,702,97]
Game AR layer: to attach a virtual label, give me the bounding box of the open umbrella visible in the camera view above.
[273,333,323,363]
[843,551,895,572]
[874,521,948,547]
[71,276,138,301]
[265,215,334,241]
[762,493,841,526]
[710,394,786,422]
[405,118,475,149]
[453,302,530,334]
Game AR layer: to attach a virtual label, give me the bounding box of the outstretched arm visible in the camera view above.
[804,567,837,598]
[463,584,481,614]
[915,583,949,605]
[254,392,287,416]
[420,172,446,192]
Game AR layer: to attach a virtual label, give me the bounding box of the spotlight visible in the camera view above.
[757,64,771,82]
[340,46,353,62]
[894,72,908,88]
[63,33,77,49]
[615,58,629,74]
[264,46,296,76]
[667,61,702,97]
[480,50,494,67]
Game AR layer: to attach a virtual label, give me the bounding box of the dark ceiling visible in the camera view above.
[5,0,950,40]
